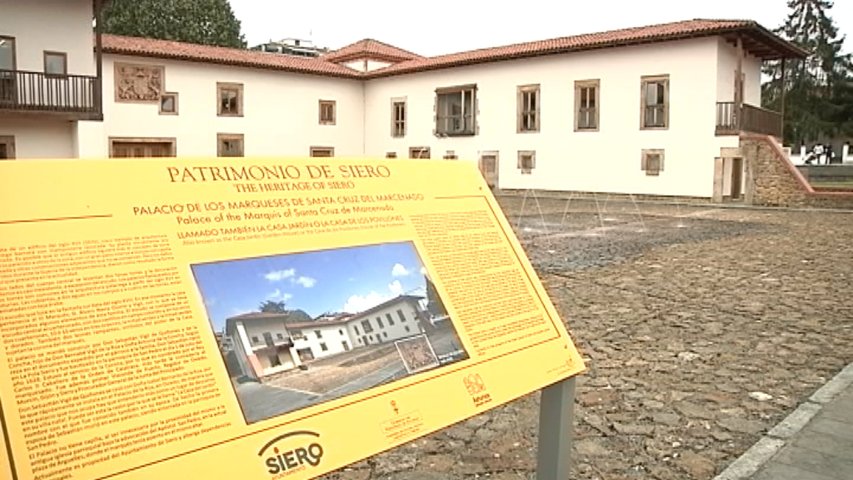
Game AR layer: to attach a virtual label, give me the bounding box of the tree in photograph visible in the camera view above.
[258,300,287,313]
[762,0,852,145]
[102,0,246,48]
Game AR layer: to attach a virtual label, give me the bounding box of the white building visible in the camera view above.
[225,311,302,380]
[0,0,105,159]
[2,3,806,201]
[227,295,429,380]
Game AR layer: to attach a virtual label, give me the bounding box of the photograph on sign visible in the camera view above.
[191,241,470,424]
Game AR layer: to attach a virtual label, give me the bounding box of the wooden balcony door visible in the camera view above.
[110,138,176,158]
[0,36,17,104]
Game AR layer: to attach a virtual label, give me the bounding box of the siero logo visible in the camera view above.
[257,430,324,478]
[463,373,492,407]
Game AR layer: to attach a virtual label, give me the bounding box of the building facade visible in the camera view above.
[225,296,428,380]
[0,0,104,159]
[2,3,806,201]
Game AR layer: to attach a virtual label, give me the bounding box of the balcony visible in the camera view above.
[0,69,101,120]
[716,102,782,138]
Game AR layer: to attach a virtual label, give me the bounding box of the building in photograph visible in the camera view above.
[0,0,106,159]
[225,311,303,381]
[344,294,427,348]
[225,295,431,381]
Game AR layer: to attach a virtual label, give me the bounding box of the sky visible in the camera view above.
[191,242,428,331]
[229,0,853,57]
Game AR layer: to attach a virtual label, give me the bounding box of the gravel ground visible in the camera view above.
[320,195,853,480]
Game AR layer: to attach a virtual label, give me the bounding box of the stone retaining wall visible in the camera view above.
[741,134,853,210]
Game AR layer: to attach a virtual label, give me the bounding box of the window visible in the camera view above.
[320,343,328,352]
[43,51,67,76]
[443,151,458,160]
[269,354,282,367]
[319,100,336,125]
[353,326,359,335]
[1,37,17,103]
[361,320,373,333]
[405,326,410,332]
[386,152,397,159]
[518,151,536,174]
[392,99,406,137]
[575,80,599,131]
[0,136,15,160]
[109,137,176,158]
[641,75,669,129]
[376,317,384,328]
[409,147,430,159]
[314,330,322,338]
[517,84,540,132]
[386,313,394,326]
[159,92,178,115]
[217,133,244,157]
[383,332,388,338]
[397,309,406,322]
[435,84,476,136]
[251,336,259,344]
[276,333,284,340]
[339,329,344,336]
[217,82,243,116]
[641,149,664,176]
[310,146,334,157]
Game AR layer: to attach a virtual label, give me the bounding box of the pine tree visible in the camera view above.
[762,0,852,145]
[102,0,246,49]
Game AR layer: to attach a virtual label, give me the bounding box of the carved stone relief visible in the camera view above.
[114,63,164,103]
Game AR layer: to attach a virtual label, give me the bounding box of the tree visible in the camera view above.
[258,300,287,313]
[762,0,852,146]
[102,0,246,48]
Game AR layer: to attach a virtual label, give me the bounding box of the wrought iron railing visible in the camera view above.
[716,101,783,138]
[0,69,99,115]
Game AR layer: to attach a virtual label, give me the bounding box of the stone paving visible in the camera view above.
[319,194,853,480]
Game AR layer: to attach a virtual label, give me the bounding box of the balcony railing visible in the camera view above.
[716,101,783,138]
[0,69,100,117]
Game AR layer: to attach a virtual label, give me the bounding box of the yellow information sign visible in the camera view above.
[0,157,584,480]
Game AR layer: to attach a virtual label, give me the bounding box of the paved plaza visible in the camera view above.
[318,194,853,480]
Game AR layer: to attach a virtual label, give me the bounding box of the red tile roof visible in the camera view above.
[322,38,423,63]
[101,19,805,80]
[367,19,807,78]
[102,34,360,78]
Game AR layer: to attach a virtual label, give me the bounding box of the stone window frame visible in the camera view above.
[574,79,600,132]
[217,82,244,117]
[640,74,669,130]
[43,51,67,77]
[409,146,431,159]
[518,150,536,175]
[217,133,244,157]
[159,92,178,115]
[517,84,540,133]
[310,146,335,157]
[391,98,406,137]
[319,99,336,125]
[641,148,665,176]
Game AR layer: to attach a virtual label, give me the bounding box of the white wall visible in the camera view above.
[0,119,74,159]
[364,37,734,198]
[347,299,423,347]
[291,323,353,359]
[716,38,762,106]
[0,0,95,75]
[77,54,365,158]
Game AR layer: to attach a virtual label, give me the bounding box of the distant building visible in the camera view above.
[250,37,328,58]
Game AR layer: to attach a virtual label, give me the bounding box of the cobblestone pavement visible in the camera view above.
[320,195,853,480]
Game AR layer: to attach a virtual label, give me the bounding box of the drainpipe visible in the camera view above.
[94,0,104,120]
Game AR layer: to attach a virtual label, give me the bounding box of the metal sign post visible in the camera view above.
[536,376,577,480]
